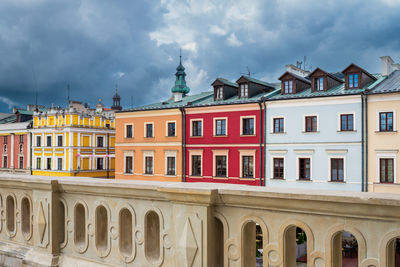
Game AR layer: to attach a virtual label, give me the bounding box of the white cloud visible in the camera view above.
[381,0,400,6]
[209,25,227,36]
[0,96,18,109]
[226,33,243,47]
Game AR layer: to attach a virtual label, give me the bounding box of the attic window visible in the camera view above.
[284,80,293,94]
[240,83,248,97]
[216,87,223,100]
[314,77,324,91]
[348,73,359,89]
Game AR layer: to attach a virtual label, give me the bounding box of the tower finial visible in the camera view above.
[179,48,182,64]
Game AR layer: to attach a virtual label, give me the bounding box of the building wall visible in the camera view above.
[367,93,400,193]
[0,132,30,173]
[115,109,182,182]
[185,104,264,185]
[265,95,363,191]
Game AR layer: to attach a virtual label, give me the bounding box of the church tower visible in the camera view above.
[111,87,122,111]
[171,51,190,102]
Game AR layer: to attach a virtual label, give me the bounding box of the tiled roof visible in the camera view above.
[269,73,384,100]
[368,70,400,94]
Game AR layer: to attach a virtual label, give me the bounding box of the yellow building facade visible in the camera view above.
[367,57,400,193]
[31,101,115,178]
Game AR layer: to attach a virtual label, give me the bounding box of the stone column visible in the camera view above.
[332,232,342,267]
[284,226,297,267]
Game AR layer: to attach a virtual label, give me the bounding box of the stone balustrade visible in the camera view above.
[0,174,400,266]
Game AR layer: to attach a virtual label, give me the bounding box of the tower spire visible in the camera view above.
[111,84,122,111]
[171,51,190,99]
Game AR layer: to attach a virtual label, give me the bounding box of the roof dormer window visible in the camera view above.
[240,83,248,98]
[284,80,293,94]
[314,77,324,91]
[216,87,223,100]
[348,73,359,89]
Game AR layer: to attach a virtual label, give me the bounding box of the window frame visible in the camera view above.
[189,149,203,177]
[36,135,41,147]
[273,157,285,179]
[96,157,104,170]
[144,156,153,175]
[298,157,311,180]
[142,150,154,175]
[57,157,63,171]
[330,158,345,182]
[239,150,256,179]
[46,157,52,170]
[190,119,203,137]
[3,156,7,168]
[240,116,256,136]
[239,83,249,98]
[379,111,394,132]
[283,80,294,94]
[347,72,360,89]
[125,124,134,138]
[166,121,176,137]
[46,135,52,147]
[96,136,105,148]
[273,117,285,133]
[379,158,394,183]
[124,151,134,174]
[304,115,318,133]
[144,122,154,138]
[314,76,324,91]
[19,156,24,169]
[214,117,227,137]
[213,150,229,178]
[216,87,224,100]
[164,150,177,176]
[57,135,63,147]
[36,157,41,170]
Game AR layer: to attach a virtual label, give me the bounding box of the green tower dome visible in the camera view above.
[171,53,190,96]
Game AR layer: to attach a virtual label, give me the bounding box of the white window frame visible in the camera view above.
[303,114,319,133]
[57,157,63,171]
[376,151,397,184]
[165,120,177,137]
[240,115,256,136]
[125,123,134,138]
[46,135,52,147]
[270,155,286,179]
[188,149,203,177]
[142,150,154,175]
[164,150,177,176]
[296,155,313,181]
[45,157,52,170]
[36,135,41,147]
[271,116,286,134]
[144,122,154,138]
[216,87,223,100]
[56,134,63,147]
[190,119,204,137]
[96,135,105,148]
[239,149,256,179]
[18,156,24,169]
[213,117,228,136]
[376,110,396,132]
[328,155,346,182]
[124,150,134,174]
[212,149,229,178]
[337,112,356,132]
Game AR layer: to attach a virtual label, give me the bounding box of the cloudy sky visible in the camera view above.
[0,0,399,112]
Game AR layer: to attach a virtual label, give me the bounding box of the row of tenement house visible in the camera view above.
[115,55,400,193]
[0,91,121,177]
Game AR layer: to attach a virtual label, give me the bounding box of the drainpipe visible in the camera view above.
[30,132,33,175]
[361,94,365,192]
[106,132,109,179]
[263,99,267,187]
[258,101,263,186]
[179,107,186,182]
[365,94,368,192]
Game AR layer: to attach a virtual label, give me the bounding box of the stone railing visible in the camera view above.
[0,174,400,267]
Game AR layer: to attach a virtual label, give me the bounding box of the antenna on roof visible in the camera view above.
[67,83,70,104]
[240,66,255,77]
[303,56,307,70]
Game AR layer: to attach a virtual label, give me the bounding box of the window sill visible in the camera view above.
[213,176,229,180]
[328,180,346,183]
[190,136,204,138]
[240,177,255,180]
[272,177,285,180]
[144,137,154,139]
[270,132,286,134]
[143,173,154,176]
[189,175,203,178]
[124,172,134,175]
[240,134,256,137]
[296,179,311,181]
[302,131,319,134]
[376,182,395,185]
[165,174,177,177]
[124,137,134,139]
[213,135,228,137]
[166,135,177,138]
[337,130,356,133]
[375,130,397,133]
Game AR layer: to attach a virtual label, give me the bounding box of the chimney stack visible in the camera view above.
[286,64,310,78]
[381,56,395,76]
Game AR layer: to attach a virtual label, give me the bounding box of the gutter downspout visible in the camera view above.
[263,99,267,187]
[30,131,33,175]
[106,132,109,179]
[179,107,186,182]
[361,94,365,192]
[258,101,263,186]
[365,93,368,192]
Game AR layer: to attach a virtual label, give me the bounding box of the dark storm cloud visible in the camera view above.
[0,0,399,112]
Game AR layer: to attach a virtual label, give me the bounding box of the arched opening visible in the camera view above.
[6,196,15,233]
[145,211,160,263]
[332,231,358,266]
[58,201,66,245]
[74,203,86,250]
[242,221,263,267]
[95,205,108,253]
[119,208,133,257]
[211,217,224,267]
[21,197,31,238]
[284,226,307,267]
[386,237,400,266]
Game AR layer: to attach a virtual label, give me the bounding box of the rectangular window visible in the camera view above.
[215,119,226,136]
[97,158,103,170]
[3,136,7,144]
[314,77,324,91]
[97,136,104,147]
[331,158,344,182]
[242,156,253,178]
[168,122,176,137]
[242,118,254,135]
[216,87,223,100]
[273,118,284,133]
[273,158,284,179]
[348,73,359,88]
[19,143,23,153]
[3,144,6,152]
[340,114,354,131]
[36,158,41,169]
[36,136,41,147]
[3,156,7,168]
[46,158,52,170]
[284,80,293,94]
[19,135,24,144]
[305,116,317,132]
[192,120,202,137]
[146,124,153,138]
[126,125,133,138]
[47,136,52,147]
[215,155,227,177]
[57,158,63,171]
[19,156,24,169]
[57,135,63,147]
[240,83,249,97]
[191,155,201,176]
[145,156,153,174]
[125,156,133,174]
[380,158,394,183]
[379,112,394,132]
[167,156,176,175]
[299,158,311,180]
